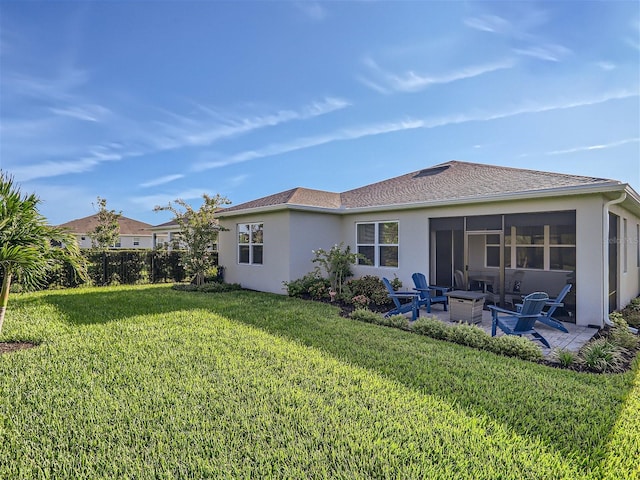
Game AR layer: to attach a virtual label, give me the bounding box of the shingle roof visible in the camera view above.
[340,161,617,208]
[58,214,152,235]
[218,161,619,214]
[221,187,342,213]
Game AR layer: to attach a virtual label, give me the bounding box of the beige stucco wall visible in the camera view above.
[217,192,640,327]
[218,211,291,294]
[338,194,614,327]
[218,210,342,294]
[610,202,640,311]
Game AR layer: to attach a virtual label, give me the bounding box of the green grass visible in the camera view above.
[0,285,638,479]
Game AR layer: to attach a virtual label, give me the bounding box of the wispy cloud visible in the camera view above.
[49,104,111,122]
[192,119,425,171]
[359,57,515,93]
[6,96,350,182]
[513,44,571,62]
[130,189,210,210]
[464,14,513,34]
[544,138,640,156]
[193,88,639,171]
[293,1,328,21]
[139,174,185,188]
[595,61,616,71]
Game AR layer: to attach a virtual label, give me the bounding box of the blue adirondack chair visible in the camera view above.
[489,292,551,348]
[411,272,450,313]
[382,277,419,321]
[516,284,572,333]
[538,284,572,332]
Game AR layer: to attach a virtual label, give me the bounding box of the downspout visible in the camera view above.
[602,192,627,327]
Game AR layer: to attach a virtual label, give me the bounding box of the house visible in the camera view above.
[149,220,181,249]
[215,161,640,328]
[58,214,153,249]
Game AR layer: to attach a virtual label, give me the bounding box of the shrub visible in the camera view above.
[549,348,578,368]
[351,295,370,309]
[579,338,627,373]
[621,298,640,328]
[311,243,361,295]
[410,316,449,340]
[609,326,640,350]
[445,322,491,349]
[349,308,382,324]
[283,272,330,299]
[383,314,410,329]
[487,335,543,362]
[347,275,392,307]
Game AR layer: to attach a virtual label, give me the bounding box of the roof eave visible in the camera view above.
[216,203,343,218]
[216,182,633,218]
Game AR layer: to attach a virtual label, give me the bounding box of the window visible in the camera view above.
[485,234,501,267]
[514,226,544,269]
[549,225,576,271]
[238,223,263,265]
[133,237,140,246]
[356,221,398,267]
[504,224,575,271]
[81,236,86,241]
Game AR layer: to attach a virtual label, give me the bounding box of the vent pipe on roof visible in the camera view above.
[602,191,627,328]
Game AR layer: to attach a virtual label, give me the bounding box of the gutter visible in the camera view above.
[602,192,627,328]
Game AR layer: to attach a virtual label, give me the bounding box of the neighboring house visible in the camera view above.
[58,214,153,249]
[216,161,640,328]
[149,220,182,249]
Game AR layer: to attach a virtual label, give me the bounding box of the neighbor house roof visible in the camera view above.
[218,161,622,216]
[58,214,152,235]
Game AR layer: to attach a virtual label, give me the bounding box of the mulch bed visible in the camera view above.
[0,342,37,355]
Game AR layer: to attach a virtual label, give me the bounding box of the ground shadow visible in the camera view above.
[23,286,637,472]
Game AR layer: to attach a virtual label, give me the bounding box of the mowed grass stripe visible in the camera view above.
[0,285,637,478]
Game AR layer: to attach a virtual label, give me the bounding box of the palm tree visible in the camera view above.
[0,171,87,333]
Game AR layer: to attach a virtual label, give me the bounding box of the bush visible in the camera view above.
[609,326,640,351]
[349,308,382,324]
[410,316,449,340]
[383,314,410,329]
[346,275,393,307]
[579,338,627,373]
[445,322,491,349]
[549,348,578,368]
[172,282,242,293]
[487,335,544,362]
[349,310,409,329]
[621,297,640,328]
[283,272,330,299]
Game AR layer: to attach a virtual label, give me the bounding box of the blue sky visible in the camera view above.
[1,1,639,226]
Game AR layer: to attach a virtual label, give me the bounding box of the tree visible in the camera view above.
[0,171,87,333]
[312,243,363,295]
[154,193,231,285]
[90,196,121,249]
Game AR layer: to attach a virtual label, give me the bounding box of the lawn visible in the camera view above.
[0,285,638,479]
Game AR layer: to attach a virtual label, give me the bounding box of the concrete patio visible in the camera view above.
[417,306,599,355]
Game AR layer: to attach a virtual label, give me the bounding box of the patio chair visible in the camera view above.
[412,272,450,313]
[489,292,551,348]
[485,270,525,307]
[516,284,572,333]
[382,277,420,321]
[454,270,467,290]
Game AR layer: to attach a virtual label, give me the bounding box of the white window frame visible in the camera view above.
[133,237,140,246]
[356,221,399,268]
[505,225,575,271]
[238,223,263,265]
